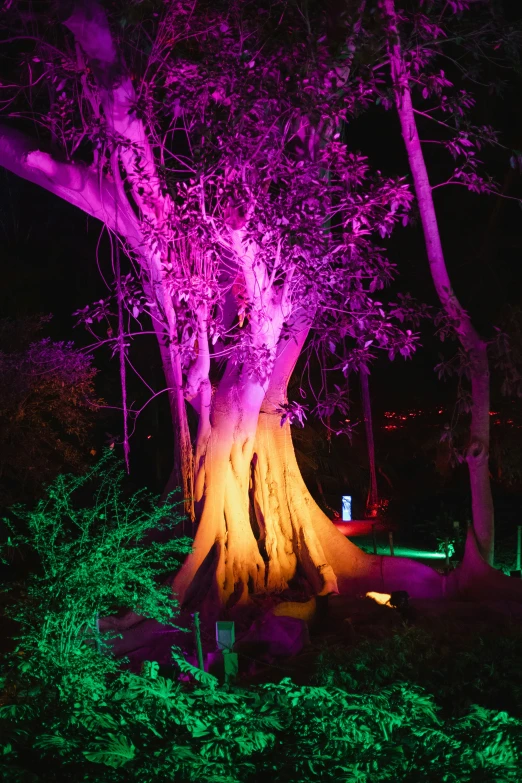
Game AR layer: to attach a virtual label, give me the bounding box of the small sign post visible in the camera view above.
[216,621,235,651]
[216,621,237,685]
[193,612,205,671]
[511,526,522,578]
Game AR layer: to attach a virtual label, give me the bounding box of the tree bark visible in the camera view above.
[171,366,269,610]
[171,316,355,611]
[153,319,194,520]
[383,0,494,564]
[360,370,379,517]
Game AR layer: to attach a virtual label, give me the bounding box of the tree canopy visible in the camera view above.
[0,0,419,421]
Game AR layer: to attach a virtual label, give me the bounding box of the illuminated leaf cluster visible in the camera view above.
[0,1,421,409]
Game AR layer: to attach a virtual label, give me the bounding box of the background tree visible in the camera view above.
[0,315,100,509]
[370,0,522,564]
[360,369,379,517]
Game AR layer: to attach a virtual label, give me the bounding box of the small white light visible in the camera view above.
[342,495,352,521]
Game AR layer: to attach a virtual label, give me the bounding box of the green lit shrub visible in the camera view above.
[3,665,522,782]
[0,451,191,708]
[1,456,522,781]
[314,623,522,719]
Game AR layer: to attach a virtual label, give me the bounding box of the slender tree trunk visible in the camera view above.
[153,319,194,521]
[384,0,494,564]
[360,370,379,517]
[468,344,494,562]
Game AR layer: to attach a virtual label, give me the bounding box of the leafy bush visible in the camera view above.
[0,315,101,509]
[2,665,522,782]
[0,452,191,717]
[314,622,522,720]
[2,456,522,781]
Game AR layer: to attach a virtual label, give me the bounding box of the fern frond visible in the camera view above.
[83,733,136,768]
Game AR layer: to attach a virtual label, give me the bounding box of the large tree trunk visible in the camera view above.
[252,411,340,597]
[171,318,436,613]
[171,365,268,610]
[171,319,345,610]
[384,0,494,564]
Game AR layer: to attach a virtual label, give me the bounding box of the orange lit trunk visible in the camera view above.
[172,326,350,610]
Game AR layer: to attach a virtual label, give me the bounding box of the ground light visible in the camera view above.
[334,521,449,560]
[385,547,446,560]
[357,543,447,560]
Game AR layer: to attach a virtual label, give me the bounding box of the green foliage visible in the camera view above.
[2,455,522,781]
[3,663,522,782]
[83,733,136,768]
[171,645,219,689]
[315,621,522,721]
[1,451,191,704]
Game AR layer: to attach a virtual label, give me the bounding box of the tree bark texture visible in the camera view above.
[171,318,342,608]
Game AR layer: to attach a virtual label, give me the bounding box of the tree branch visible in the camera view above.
[0,125,174,339]
[63,0,169,224]
[0,124,131,231]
